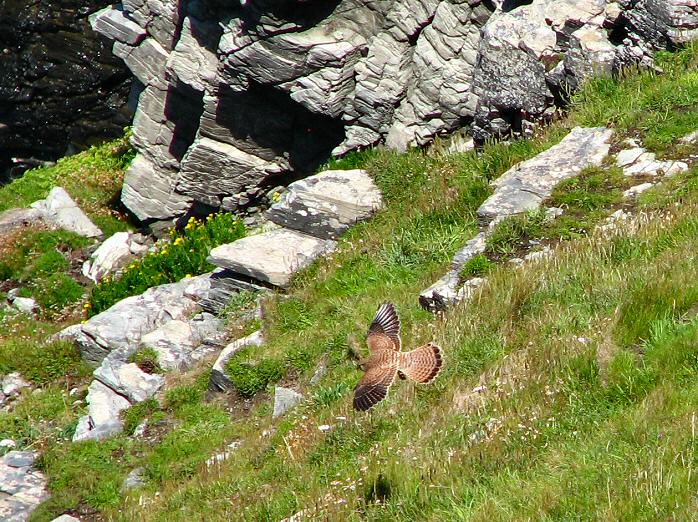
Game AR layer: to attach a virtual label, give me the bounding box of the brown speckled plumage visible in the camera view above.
[353,302,443,411]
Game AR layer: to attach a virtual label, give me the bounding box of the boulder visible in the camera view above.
[30,187,102,238]
[10,297,37,315]
[210,331,264,392]
[477,127,613,223]
[72,380,131,442]
[82,231,135,283]
[267,169,383,239]
[60,274,210,366]
[122,467,146,491]
[207,229,336,289]
[2,373,30,397]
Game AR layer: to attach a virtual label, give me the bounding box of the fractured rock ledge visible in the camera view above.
[421,126,614,312]
[208,229,336,289]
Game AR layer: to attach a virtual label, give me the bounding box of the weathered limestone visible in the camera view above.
[267,169,383,239]
[73,380,131,442]
[60,274,211,366]
[0,451,48,522]
[273,387,304,418]
[90,0,696,226]
[208,229,336,289]
[30,187,102,238]
[94,360,164,403]
[82,232,149,283]
[422,126,613,311]
[477,127,613,223]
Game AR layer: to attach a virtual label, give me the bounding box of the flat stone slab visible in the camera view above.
[59,274,211,366]
[31,187,102,238]
[267,169,383,239]
[477,127,613,223]
[89,5,146,46]
[210,331,264,392]
[419,232,488,312]
[208,229,336,288]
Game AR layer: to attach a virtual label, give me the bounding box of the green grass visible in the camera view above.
[88,213,246,315]
[0,132,135,236]
[14,36,698,522]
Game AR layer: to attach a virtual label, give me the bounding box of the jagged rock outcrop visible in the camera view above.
[0,0,132,180]
[89,0,696,226]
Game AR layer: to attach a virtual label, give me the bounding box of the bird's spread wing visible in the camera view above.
[353,359,398,411]
[366,302,401,353]
[399,343,443,384]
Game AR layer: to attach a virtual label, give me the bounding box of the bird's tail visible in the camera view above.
[399,343,443,384]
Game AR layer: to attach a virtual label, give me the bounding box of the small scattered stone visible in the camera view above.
[0,439,17,450]
[272,387,303,418]
[122,467,146,491]
[318,424,331,432]
[50,515,82,522]
[11,296,37,314]
[623,182,654,198]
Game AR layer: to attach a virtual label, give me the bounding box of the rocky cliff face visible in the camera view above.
[0,0,133,180]
[91,0,698,226]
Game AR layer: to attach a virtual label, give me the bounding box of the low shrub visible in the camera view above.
[225,349,285,397]
[88,213,245,315]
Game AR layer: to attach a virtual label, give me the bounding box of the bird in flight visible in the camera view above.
[353,302,443,411]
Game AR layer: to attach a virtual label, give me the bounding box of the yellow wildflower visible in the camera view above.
[174,237,184,246]
[272,191,280,202]
[185,274,192,278]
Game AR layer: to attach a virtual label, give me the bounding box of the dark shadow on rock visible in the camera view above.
[164,82,205,162]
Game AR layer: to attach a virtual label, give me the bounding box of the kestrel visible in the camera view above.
[353,302,443,411]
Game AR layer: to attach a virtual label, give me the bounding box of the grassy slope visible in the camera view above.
[6,44,697,521]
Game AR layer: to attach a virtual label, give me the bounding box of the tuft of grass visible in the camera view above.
[459,254,495,280]
[486,209,549,257]
[225,349,285,397]
[128,348,163,374]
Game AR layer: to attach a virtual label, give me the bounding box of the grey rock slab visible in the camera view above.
[60,274,210,366]
[273,387,304,418]
[616,147,646,167]
[140,320,199,372]
[680,130,698,144]
[2,451,36,469]
[89,6,146,46]
[30,187,102,238]
[267,169,383,240]
[11,297,37,315]
[122,467,146,491]
[419,232,488,312]
[0,208,44,233]
[72,380,131,442]
[210,331,264,392]
[477,127,613,223]
[207,229,336,289]
[94,360,164,403]
[82,232,135,283]
[50,516,82,522]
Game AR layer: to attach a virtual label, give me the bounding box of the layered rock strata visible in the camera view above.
[90,0,697,226]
